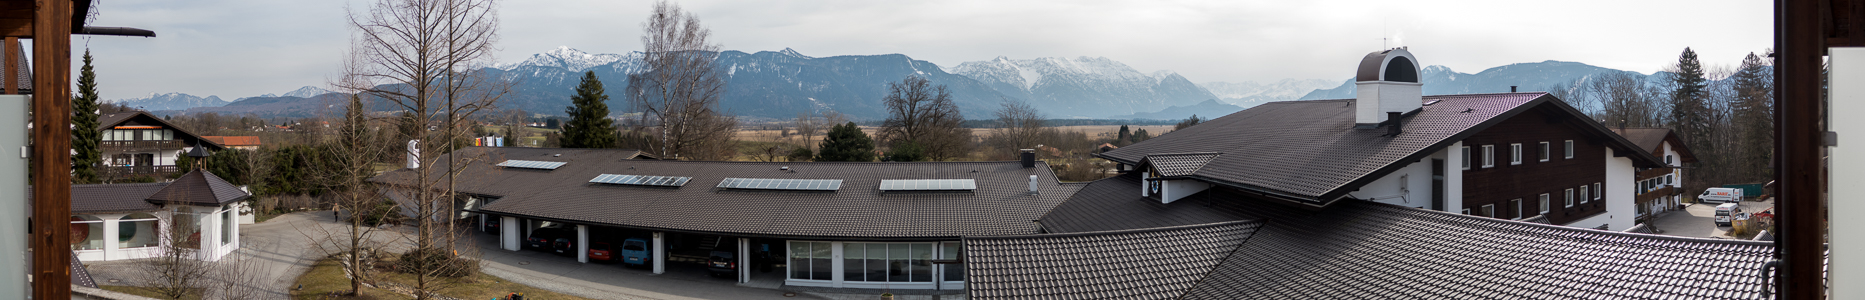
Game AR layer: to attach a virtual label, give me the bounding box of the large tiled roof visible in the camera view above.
[1612,127,1697,163]
[69,183,167,214]
[964,220,1262,300]
[97,111,226,150]
[1139,152,1220,177]
[371,147,1085,238]
[146,170,250,206]
[1098,93,1662,207]
[1021,175,1778,299]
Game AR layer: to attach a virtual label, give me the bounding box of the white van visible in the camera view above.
[1714,203,1743,227]
[1699,187,1743,204]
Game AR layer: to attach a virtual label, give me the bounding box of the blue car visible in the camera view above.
[620,238,651,267]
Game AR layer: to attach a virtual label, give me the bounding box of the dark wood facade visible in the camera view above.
[1459,105,1608,225]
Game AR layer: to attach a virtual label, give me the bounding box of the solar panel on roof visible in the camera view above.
[717,178,841,191]
[496,159,567,170]
[879,179,977,192]
[589,174,691,187]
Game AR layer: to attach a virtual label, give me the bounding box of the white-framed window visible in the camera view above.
[1666,174,1673,185]
[1539,142,1550,162]
[1482,145,1495,168]
[1665,155,1674,165]
[1570,188,1579,204]
[1594,183,1602,200]
[1510,199,1523,220]
[1460,146,1471,170]
[1537,195,1549,214]
[1481,204,1495,218]
[1509,143,1523,165]
[1557,192,1569,208]
[1564,140,1574,159]
[1580,185,1590,201]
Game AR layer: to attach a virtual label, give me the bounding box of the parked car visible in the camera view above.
[552,237,576,255]
[525,226,570,250]
[482,217,500,233]
[707,250,737,278]
[1715,203,1744,227]
[620,238,651,267]
[588,242,614,262]
[1700,187,1744,204]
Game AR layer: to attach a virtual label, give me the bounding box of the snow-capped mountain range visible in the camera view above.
[127,46,1662,120]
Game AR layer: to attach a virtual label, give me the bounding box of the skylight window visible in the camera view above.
[717,178,842,191]
[496,160,567,170]
[879,179,977,192]
[590,174,691,187]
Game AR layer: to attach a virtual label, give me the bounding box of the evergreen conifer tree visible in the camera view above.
[72,49,101,184]
[1668,48,1711,153]
[1116,125,1131,146]
[817,122,875,162]
[561,71,616,148]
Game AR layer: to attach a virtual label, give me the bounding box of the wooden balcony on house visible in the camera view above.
[103,165,178,178]
[101,140,181,153]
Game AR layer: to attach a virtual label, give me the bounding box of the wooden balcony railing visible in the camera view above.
[101,140,182,153]
[103,165,178,178]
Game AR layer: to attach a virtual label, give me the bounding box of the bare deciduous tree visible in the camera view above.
[133,206,212,299]
[1587,72,1665,127]
[986,100,1045,153]
[342,0,505,297]
[878,76,971,161]
[627,0,737,160]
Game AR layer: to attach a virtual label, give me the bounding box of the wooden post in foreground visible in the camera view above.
[29,0,72,298]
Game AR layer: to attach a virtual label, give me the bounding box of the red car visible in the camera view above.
[588,242,615,262]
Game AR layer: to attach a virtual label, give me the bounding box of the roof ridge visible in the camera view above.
[966,219,1262,241]
[1177,218,1274,299]
[1350,200,1774,246]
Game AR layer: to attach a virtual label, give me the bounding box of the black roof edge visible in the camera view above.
[963,219,1264,241]
[471,209,966,242]
[1185,174,1330,209]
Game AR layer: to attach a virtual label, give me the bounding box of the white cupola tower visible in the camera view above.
[1354,47,1423,125]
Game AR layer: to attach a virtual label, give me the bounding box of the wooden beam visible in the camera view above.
[6,36,17,94]
[29,0,70,298]
[1778,0,1826,298]
[0,18,29,37]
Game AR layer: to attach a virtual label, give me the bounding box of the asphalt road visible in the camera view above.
[1647,198,1774,239]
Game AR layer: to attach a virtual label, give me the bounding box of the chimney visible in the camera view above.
[1028,175,1039,195]
[1019,149,1036,168]
[1510,86,1518,93]
[1353,48,1423,125]
[1385,112,1403,136]
[406,140,420,169]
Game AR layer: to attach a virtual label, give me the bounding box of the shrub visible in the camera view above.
[394,248,478,278]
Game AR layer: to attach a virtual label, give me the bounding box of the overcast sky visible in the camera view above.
[75,0,1772,101]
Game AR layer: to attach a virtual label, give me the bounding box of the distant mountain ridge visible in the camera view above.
[951,56,1216,118]
[1298,60,1645,101]
[1198,79,1335,109]
[110,93,228,111]
[1110,99,1244,120]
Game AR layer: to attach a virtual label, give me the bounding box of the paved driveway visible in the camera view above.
[1647,198,1774,239]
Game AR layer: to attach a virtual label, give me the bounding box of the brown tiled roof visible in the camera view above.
[68,183,167,214]
[96,111,226,150]
[1139,152,1220,177]
[146,170,249,206]
[372,147,1085,238]
[964,220,1262,299]
[1611,127,1698,163]
[201,136,261,147]
[1098,93,1663,207]
[1018,175,1778,299]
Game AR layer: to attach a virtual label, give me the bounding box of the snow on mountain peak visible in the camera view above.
[283,86,334,98]
[501,46,629,72]
[778,48,811,58]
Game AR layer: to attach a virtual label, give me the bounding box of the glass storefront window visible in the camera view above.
[174,213,200,249]
[887,244,909,282]
[941,242,964,282]
[118,213,159,249]
[842,243,866,281]
[70,216,104,250]
[910,244,932,282]
[810,242,832,280]
[789,242,810,280]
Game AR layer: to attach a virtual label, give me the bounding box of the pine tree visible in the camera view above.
[1116,125,1131,146]
[817,122,875,162]
[1731,52,1774,181]
[560,71,616,148]
[1131,128,1152,144]
[72,49,101,184]
[1668,48,1712,155]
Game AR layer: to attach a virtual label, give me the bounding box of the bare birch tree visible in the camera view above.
[342,0,505,297]
[627,0,737,160]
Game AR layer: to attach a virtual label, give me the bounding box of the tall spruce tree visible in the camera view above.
[1731,52,1775,181]
[1667,48,1711,154]
[817,122,875,162]
[1116,125,1131,146]
[72,49,101,184]
[561,71,616,148]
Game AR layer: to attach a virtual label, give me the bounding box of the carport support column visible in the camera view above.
[576,225,589,263]
[652,232,666,274]
[737,238,750,283]
[500,216,520,251]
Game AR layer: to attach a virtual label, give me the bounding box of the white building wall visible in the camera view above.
[1444,141,1464,213]
[1356,154,1436,210]
[1570,147,1637,230]
[1160,180,1210,204]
